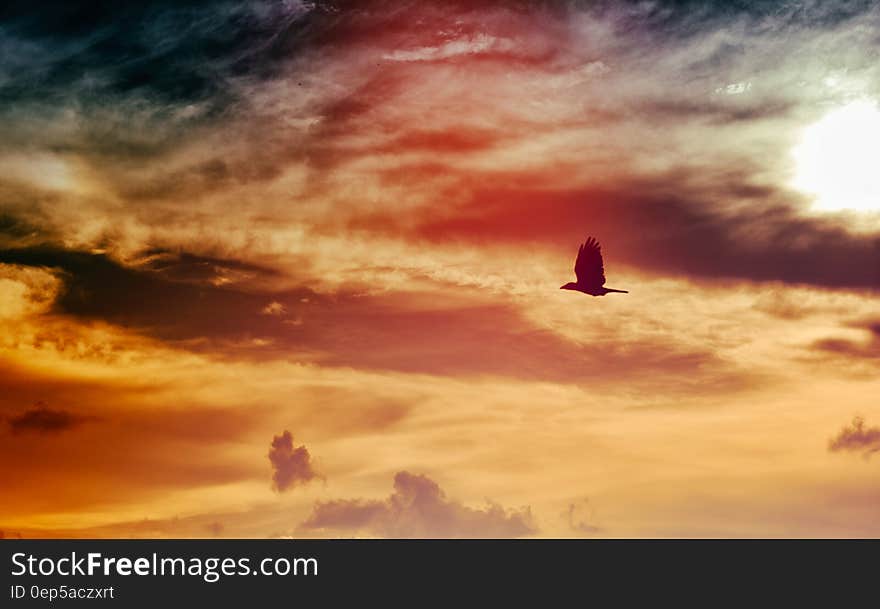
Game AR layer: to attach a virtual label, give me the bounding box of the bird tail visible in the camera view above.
[605,288,628,294]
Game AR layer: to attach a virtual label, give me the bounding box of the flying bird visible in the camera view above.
[560,237,628,296]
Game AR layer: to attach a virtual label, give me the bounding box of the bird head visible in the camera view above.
[560,282,578,290]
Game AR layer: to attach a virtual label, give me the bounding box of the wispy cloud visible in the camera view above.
[829,417,880,458]
[7,402,92,434]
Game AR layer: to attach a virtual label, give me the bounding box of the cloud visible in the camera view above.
[299,471,537,538]
[0,0,317,155]
[269,430,320,492]
[812,319,880,360]
[138,250,282,286]
[4,0,880,540]
[383,34,511,62]
[7,402,91,434]
[566,499,601,535]
[752,289,815,320]
[361,178,880,291]
[6,1,880,294]
[829,416,880,458]
[261,301,286,316]
[0,245,751,392]
[299,1,880,292]
[0,245,317,343]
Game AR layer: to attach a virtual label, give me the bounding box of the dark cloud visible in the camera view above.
[355,176,880,291]
[812,319,880,360]
[0,245,316,342]
[0,186,62,249]
[0,245,752,391]
[0,1,316,110]
[7,402,91,434]
[812,338,880,360]
[299,471,537,538]
[0,212,48,242]
[1,0,875,158]
[586,0,878,37]
[637,97,796,125]
[0,1,384,165]
[268,430,319,492]
[5,2,879,294]
[828,416,880,458]
[136,249,282,285]
[0,0,551,157]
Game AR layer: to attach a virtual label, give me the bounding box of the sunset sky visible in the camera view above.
[1,0,879,538]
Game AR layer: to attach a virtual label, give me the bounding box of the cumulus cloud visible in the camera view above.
[269,430,320,492]
[299,471,537,538]
[828,416,880,458]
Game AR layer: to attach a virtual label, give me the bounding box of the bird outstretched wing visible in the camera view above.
[574,237,606,290]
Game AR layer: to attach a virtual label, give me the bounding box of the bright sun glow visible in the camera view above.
[792,100,880,213]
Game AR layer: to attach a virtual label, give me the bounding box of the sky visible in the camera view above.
[1,0,879,538]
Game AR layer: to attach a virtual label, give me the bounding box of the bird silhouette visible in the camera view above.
[560,237,628,296]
